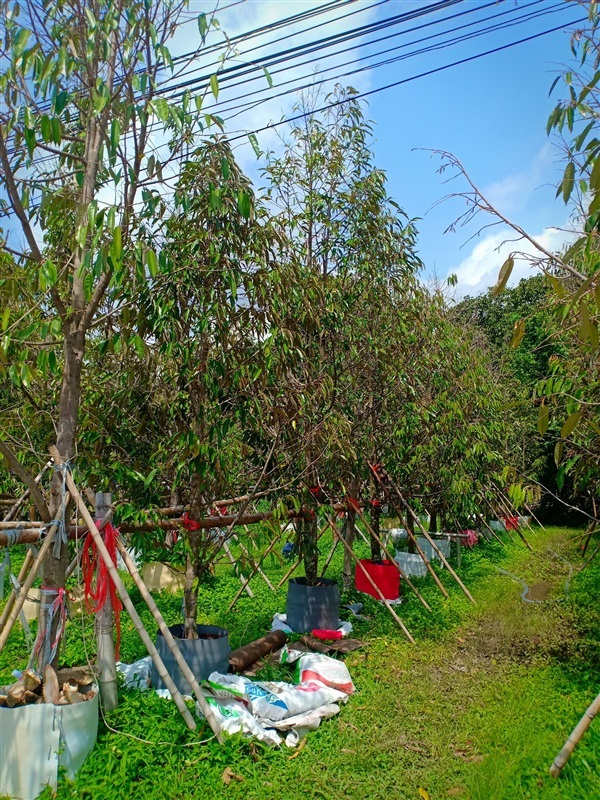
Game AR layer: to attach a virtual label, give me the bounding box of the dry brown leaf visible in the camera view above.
[288,738,307,760]
[221,767,245,786]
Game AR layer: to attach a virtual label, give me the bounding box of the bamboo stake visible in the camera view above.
[323,513,415,644]
[228,532,282,610]
[222,539,253,598]
[476,511,505,546]
[115,537,223,742]
[276,522,329,588]
[494,492,533,551]
[354,507,432,613]
[0,520,45,529]
[320,539,339,577]
[369,469,449,599]
[233,531,275,590]
[524,502,545,532]
[370,464,474,603]
[0,548,35,631]
[58,465,197,731]
[550,690,600,777]
[482,496,516,542]
[0,498,68,649]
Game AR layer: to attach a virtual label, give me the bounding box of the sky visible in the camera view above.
[171,0,585,299]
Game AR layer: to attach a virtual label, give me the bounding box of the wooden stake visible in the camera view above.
[57,461,197,731]
[369,468,449,599]
[323,513,415,644]
[94,493,118,712]
[550,690,600,777]
[353,507,432,613]
[494,493,533,552]
[222,539,253,598]
[228,532,282,610]
[370,464,473,603]
[0,499,68,650]
[115,538,223,742]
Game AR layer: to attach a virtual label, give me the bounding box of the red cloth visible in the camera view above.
[82,521,123,659]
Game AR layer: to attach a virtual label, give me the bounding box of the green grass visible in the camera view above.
[1,524,599,799]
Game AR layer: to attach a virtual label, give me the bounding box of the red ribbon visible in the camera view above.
[369,499,381,508]
[82,522,123,659]
[346,497,361,512]
[309,486,322,497]
[181,512,202,531]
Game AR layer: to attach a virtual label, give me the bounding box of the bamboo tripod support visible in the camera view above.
[494,492,533,551]
[115,538,223,742]
[58,465,198,731]
[353,505,432,613]
[370,464,475,604]
[368,468,449,599]
[236,529,275,590]
[0,495,69,651]
[222,539,253,598]
[323,512,415,644]
[550,690,600,777]
[228,531,282,610]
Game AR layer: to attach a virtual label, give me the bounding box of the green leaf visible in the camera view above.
[561,161,576,204]
[221,157,230,179]
[237,189,251,219]
[561,411,581,439]
[509,318,525,349]
[210,73,219,100]
[262,66,273,88]
[554,440,564,467]
[131,334,146,359]
[590,155,600,193]
[146,249,158,278]
[12,28,30,57]
[110,119,121,154]
[40,115,52,143]
[198,12,208,42]
[491,256,514,296]
[538,403,549,436]
[1,308,9,331]
[54,90,68,115]
[248,132,261,158]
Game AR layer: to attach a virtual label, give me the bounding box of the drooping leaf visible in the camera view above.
[538,403,549,436]
[491,256,514,296]
[561,411,582,439]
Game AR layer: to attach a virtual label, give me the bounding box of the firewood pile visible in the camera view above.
[0,665,97,708]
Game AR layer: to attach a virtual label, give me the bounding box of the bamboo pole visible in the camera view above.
[323,513,415,644]
[0,499,68,650]
[115,538,223,742]
[320,539,339,577]
[370,464,474,603]
[233,531,275,590]
[94,493,118,712]
[0,520,45,529]
[550,690,600,777]
[0,548,36,631]
[354,506,432,613]
[494,492,533,551]
[481,495,516,542]
[228,532,282,610]
[222,539,253,598]
[369,468,450,599]
[58,463,197,731]
[476,511,506,546]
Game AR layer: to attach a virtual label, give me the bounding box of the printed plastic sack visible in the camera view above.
[203,672,347,722]
[295,653,354,695]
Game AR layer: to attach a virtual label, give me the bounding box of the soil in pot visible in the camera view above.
[286,577,340,633]
[151,624,230,695]
[355,558,400,600]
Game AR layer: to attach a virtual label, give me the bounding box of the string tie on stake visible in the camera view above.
[346,497,361,513]
[82,520,123,659]
[34,586,67,665]
[181,512,202,531]
[4,529,23,546]
[52,461,71,558]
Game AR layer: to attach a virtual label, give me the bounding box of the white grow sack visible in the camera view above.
[0,691,99,800]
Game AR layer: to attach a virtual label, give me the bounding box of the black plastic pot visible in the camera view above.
[151,624,230,696]
[286,577,340,633]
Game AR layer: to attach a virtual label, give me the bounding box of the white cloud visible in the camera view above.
[450,223,576,299]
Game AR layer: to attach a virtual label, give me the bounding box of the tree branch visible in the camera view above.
[0,439,51,522]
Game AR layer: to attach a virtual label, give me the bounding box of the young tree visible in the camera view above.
[0,0,223,664]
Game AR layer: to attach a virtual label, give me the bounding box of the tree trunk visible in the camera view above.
[369,502,382,563]
[297,511,319,586]
[39,328,86,669]
[429,507,438,534]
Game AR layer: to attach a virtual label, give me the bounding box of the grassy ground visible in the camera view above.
[1,524,599,800]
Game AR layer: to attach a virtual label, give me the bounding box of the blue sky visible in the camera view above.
[183,0,584,297]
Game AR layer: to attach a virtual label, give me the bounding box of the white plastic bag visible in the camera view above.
[295,653,354,694]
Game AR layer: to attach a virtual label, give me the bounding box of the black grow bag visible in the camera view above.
[151,624,230,696]
[286,577,340,632]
